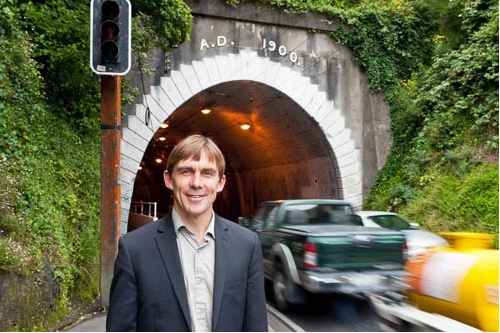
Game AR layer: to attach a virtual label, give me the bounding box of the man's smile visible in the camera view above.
[186,194,206,200]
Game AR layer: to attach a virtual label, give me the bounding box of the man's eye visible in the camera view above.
[180,170,191,175]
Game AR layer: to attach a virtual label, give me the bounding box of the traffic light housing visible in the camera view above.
[90,0,131,75]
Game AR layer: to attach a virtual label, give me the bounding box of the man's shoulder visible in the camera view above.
[122,216,166,242]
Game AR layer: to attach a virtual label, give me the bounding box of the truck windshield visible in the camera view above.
[284,204,359,226]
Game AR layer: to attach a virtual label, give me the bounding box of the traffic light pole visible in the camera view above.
[100,75,121,306]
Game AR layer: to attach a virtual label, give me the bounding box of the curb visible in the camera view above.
[266,304,305,332]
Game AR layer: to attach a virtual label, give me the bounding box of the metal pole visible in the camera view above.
[100,75,121,307]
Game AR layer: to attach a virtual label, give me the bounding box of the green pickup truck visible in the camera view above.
[248,199,407,311]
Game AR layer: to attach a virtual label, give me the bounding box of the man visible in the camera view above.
[106,134,268,332]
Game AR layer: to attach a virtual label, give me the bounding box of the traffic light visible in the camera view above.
[90,0,131,75]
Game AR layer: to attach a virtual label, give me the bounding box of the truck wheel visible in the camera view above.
[273,263,290,312]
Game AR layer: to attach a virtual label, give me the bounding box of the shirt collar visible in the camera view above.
[172,207,215,239]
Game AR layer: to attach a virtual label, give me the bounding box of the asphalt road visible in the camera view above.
[265,282,384,332]
[286,294,383,332]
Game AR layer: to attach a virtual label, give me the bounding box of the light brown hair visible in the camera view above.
[166,135,226,179]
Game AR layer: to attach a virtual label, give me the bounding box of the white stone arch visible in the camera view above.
[119,49,363,233]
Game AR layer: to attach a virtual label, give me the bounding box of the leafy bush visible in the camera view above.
[416,0,499,152]
[0,161,20,236]
[0,1,101,328]
[365,0,498,242]
[401,164,499,237]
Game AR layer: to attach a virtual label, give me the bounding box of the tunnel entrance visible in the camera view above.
[128,80,339,231]
[119,3,392,234]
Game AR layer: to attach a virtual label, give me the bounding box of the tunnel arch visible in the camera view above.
[120,49,363,234]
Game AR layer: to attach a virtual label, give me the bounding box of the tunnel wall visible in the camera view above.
[120,1,392,233]
[236,157,337,218]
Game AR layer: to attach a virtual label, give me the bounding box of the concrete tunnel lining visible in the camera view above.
[119,50,363,234]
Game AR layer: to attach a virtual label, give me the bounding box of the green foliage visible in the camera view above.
[0,162,20,236]
[18,0,101,129]
[401,164,499,237]
[364,0,498,241]
[0,1,100,328]
[132,0,193,52]
[329,2,431,93]
[266,0,319,13]
[410,0,464,51]
[416,0,499,152]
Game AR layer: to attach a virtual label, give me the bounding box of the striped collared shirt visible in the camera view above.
[172,208,215,332]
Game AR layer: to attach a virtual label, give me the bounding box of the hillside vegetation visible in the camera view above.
[0,0,497,330]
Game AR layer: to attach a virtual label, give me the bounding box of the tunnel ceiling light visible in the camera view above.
[240,123,251,130]
[137,165,143,170]
[158,136,166,141]
[201,108,211,115]
[155,158,163,164]
[160,122,169,129]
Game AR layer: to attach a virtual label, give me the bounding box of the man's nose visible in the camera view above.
[190,172,202,188]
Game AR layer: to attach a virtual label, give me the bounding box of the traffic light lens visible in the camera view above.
[100,19,120,63]
[101,1,120,19]
[101,20,119,40]
[101,40,119,61]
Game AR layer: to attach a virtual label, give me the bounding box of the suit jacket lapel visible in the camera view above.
[212,216,231,330]
[155,213,192,329]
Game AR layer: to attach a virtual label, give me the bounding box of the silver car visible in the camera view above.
[355,211,448,258]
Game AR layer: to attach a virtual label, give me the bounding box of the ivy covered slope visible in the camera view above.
[0,3,102,330]
[254,0,499,242]
[359,0,499,242]
[0,0,191,330]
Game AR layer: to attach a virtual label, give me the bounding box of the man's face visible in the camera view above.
[164,150,226,222]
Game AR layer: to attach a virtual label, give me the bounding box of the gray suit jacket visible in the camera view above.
[106,212,268,331]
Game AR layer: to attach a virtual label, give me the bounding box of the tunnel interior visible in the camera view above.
[129,80,340,230]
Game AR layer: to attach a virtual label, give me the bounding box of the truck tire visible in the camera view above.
[273,262,291,312]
